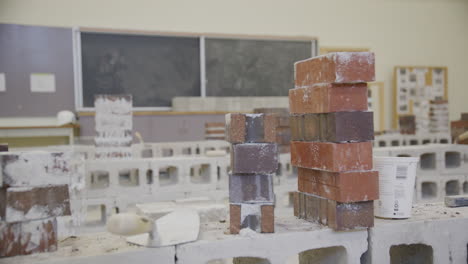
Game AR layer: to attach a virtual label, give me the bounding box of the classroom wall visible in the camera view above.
[1,0,468,129]
[0,23,74,117]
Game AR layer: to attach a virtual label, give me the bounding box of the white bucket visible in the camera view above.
[374,156,419,219]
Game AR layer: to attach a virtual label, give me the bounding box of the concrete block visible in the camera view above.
[441,175,464,197]
[289,83,368,114]
[298,168,378,202]
[0,217,57,257]
[177,215,368,264]
[1,185,71,223]
[368,204,468,264]
[0,151,74,187]
[291,141,373,172]
[2,239,176,264]
[294,52,375,87]
[229,174,274,204]
[231,143,278,174]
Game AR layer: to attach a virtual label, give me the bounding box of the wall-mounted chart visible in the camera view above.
[393,66,448,129]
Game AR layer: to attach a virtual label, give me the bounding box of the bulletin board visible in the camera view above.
[393,66,448,128]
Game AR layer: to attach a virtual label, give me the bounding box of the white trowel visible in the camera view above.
[106,208,200,247]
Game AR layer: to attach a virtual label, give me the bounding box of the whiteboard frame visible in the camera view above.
[73,27,317,112]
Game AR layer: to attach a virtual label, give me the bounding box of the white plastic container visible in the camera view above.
[374,156,419,219]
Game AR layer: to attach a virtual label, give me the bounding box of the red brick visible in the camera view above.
[253,108,289,128]
[327,199,374,231]
[230,203,275,234]
[289,83,368,114]
[291,141,372,172]
[226,113,277,143]
[274,112,375,142]
[1,185,71,223]
[450,120,468,129]
[0,144,7,152]
[225,113,246,143]
[461,113,468,121]
[294,192,374,231]
[319,198,328,225]
[293,192,299,217]
[0,220,21,257]
[304,193,319,223]
[261,205,274,233]
[298,168,379,202]
[231,143,278,174]
[0,217,57,257]
[276,126,291,145]
[230,204,241,234]
[294,52,375,87]
[229,174,274,204]
[263,114,278,143]
[254,109,289,127]
[320,112,374,142]
[290,115,303,142]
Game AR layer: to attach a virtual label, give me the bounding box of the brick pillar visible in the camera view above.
[226,113,278,234]
[290,52,378,231]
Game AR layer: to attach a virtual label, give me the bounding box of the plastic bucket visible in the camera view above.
[374,156,419,219]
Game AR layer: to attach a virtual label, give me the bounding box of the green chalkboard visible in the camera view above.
[81,32,200,107]
[205,38,313,96]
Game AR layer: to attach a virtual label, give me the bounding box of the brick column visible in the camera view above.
[226,113,278,234]
[290,52,379,231]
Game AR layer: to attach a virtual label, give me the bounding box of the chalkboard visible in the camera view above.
[81,32,200,107]
[205,38,313,96]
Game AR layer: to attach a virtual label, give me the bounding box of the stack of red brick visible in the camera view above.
[254,108,291,153]
[289,52,379,231]
[226,113,278,234]
[0,148,71,257]
[451,113,468,143]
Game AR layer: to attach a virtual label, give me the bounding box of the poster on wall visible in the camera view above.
[394,66,448,131]
[30,73,56,93]
[0,73,5,92]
